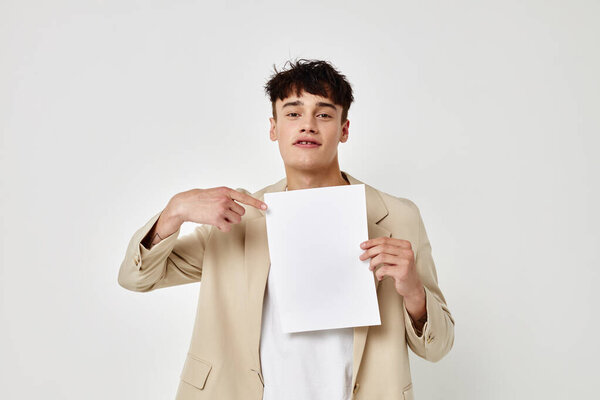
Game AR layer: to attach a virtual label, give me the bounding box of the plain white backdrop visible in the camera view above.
[1,1,599,399]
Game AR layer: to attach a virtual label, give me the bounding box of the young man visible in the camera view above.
[118,59,455,400]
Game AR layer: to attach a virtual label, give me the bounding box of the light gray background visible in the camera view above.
[1,1,598,399]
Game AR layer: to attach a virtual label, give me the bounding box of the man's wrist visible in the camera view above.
[405,285,426,304]
[404,285,427,324]
[162,206,184,230]
[156,209,183,241]
[163,197,185,227]
[144,207,183,249]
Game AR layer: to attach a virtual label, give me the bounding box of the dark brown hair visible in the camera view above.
[264,58,354,123]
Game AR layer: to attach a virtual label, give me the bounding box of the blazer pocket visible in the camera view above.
[180,353,212,390]
[403,382,414,400]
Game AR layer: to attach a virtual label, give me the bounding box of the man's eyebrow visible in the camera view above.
[281,100,338,111]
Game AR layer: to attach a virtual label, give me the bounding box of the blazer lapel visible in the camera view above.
[243,171,391,388]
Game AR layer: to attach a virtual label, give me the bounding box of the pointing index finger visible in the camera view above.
[230,189,268,210]
[361,237,385,248]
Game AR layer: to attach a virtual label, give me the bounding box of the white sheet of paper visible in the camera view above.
[264,183,381,333]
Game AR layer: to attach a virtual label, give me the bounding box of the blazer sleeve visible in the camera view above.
[402,202,455,362]
[118,210,213,292]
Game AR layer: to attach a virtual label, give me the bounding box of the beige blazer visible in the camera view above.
[118,171,455,400]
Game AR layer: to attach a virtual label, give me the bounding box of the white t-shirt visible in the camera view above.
[259,259,354,400]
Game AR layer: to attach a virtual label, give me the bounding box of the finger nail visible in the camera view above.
[261,204,267,210]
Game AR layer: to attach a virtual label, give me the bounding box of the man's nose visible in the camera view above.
[300,115,318,133]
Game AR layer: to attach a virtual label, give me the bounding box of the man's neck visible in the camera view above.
[284,166,350,191]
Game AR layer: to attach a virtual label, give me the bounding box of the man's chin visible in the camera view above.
[283,160,326,172]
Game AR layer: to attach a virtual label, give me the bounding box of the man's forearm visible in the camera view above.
[141,208,182,250]
[141,222,161,249]
[404,286,427,334]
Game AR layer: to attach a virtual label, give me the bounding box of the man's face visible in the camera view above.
[269,90,349,172]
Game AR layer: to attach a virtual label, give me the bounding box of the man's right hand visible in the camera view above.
[167,187,268,232]
[143,187,267,249]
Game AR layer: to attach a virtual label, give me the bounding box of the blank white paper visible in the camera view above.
[264,184,381,333]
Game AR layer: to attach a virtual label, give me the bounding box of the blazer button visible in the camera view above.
[353,383,360,394]
[427,335,434,344]
[134,254,140,265]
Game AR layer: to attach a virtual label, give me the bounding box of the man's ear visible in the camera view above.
[269,117,278,141]
[339,119,350,143]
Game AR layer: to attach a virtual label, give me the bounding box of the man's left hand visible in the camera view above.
[359,237,424,297]
[359,237,427,329]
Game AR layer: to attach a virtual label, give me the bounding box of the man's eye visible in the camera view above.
[317,113,331,118]
[287,112,299,117]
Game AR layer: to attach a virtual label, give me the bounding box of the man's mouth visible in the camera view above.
[294,139,321,147]
[294,141,321,148]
